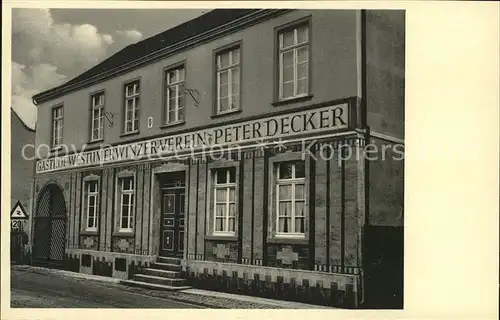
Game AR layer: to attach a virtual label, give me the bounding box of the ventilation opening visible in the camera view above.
[115,258,127,271]
[81,254,92,267]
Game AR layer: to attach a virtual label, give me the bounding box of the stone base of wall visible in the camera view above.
[184,260,360,308]
[64,249,155,280]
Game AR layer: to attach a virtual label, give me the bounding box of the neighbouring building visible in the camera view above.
[30,9,405,308]
[11,107,36,263]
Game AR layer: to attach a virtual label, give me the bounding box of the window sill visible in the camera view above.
[112,231,134,237]
[210,109,242,119]
[267,237,308,245]
[160,120,185,129]
[272,94,313,107]
[87,139,104,146]
[120,131,140,138]
[80,230,98,236]
[205,234,238,241]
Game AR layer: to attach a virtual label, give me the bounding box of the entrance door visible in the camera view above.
[159,172,186,258]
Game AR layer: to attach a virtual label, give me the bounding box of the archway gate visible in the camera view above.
[32,183,67,267]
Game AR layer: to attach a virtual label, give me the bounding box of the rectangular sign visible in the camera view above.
[36,103,349,174]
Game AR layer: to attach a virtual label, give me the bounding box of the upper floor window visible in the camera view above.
[212,167,237,235]
[84,180,99,231]
[124,81,140,133]
[216,46,240,114]
[164,66,185,125]
[90,92,104,141]
[118,176,135,231]
[278,23,309,100]
[275,161,306,236]
[51,105,64,147]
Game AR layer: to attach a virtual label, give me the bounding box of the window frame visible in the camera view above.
[123,79,140,135]
[275,161,306,237]
[117,174,135,232]
[268,152,311,240]
[163,64,186,126]
[84,179,100,232]
[51,104,64,148]
[274,17,312,104]
[213,41,243,117]
[90,91,105,142]
[212,167,237,236]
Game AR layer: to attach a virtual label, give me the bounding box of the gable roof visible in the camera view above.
[32,9,276,104]
[11,107,35,132]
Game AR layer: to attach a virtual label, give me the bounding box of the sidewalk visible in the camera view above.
[10,265,333,309]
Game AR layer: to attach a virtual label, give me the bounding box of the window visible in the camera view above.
[124,81,140,133]
[275,161,306,236]
[213,168,237,234]
[118,176,135,231]
[216,47,240,114]
[84,180,99,231]
[164,67,185,124]
[278,23,309,100]
[51,105,64,147]
[90,92,104,141]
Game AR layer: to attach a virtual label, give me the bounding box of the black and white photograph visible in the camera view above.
[9,6,406,310]
[4,2,498,317]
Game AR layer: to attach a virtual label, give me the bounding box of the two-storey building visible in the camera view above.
[31,9,405,308]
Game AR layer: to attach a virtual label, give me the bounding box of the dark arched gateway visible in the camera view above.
[32,183,67,268]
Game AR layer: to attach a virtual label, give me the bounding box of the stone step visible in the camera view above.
[120,279,191,291]
[142,268,181,279]
[156,256,182,265]
[133,274,187,286]
[150,262,182,272]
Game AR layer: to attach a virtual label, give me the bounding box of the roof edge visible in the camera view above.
[11,107,36,132]
[33,9,292,105]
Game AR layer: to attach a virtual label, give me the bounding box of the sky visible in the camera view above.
[11,8,208,130]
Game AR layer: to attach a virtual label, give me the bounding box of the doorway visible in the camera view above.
[32,183,67,268]
[158,171,186,258]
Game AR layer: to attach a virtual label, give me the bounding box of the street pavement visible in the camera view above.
[10,266,202,308]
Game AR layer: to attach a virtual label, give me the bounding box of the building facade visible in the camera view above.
[31,9,405,308]
[11,108,35,263]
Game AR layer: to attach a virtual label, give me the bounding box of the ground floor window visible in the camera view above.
[212,167,237,235]
[83,179,99,231]
[118,176,135,231]
[275,161,306,236]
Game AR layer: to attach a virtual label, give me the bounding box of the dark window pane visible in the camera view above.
[216,169,227,184]
[123,177,134,190]
[215,218,224,232]
[121,217,129,229]
[279,162,293,179]
[294,161,306,178]
[121,203,129,217]
[228,168,236,183]
[135,97,140,112]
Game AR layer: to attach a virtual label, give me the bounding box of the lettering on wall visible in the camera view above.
[36,103,349,174]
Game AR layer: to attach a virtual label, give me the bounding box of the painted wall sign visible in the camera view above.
[36,103,349,174]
